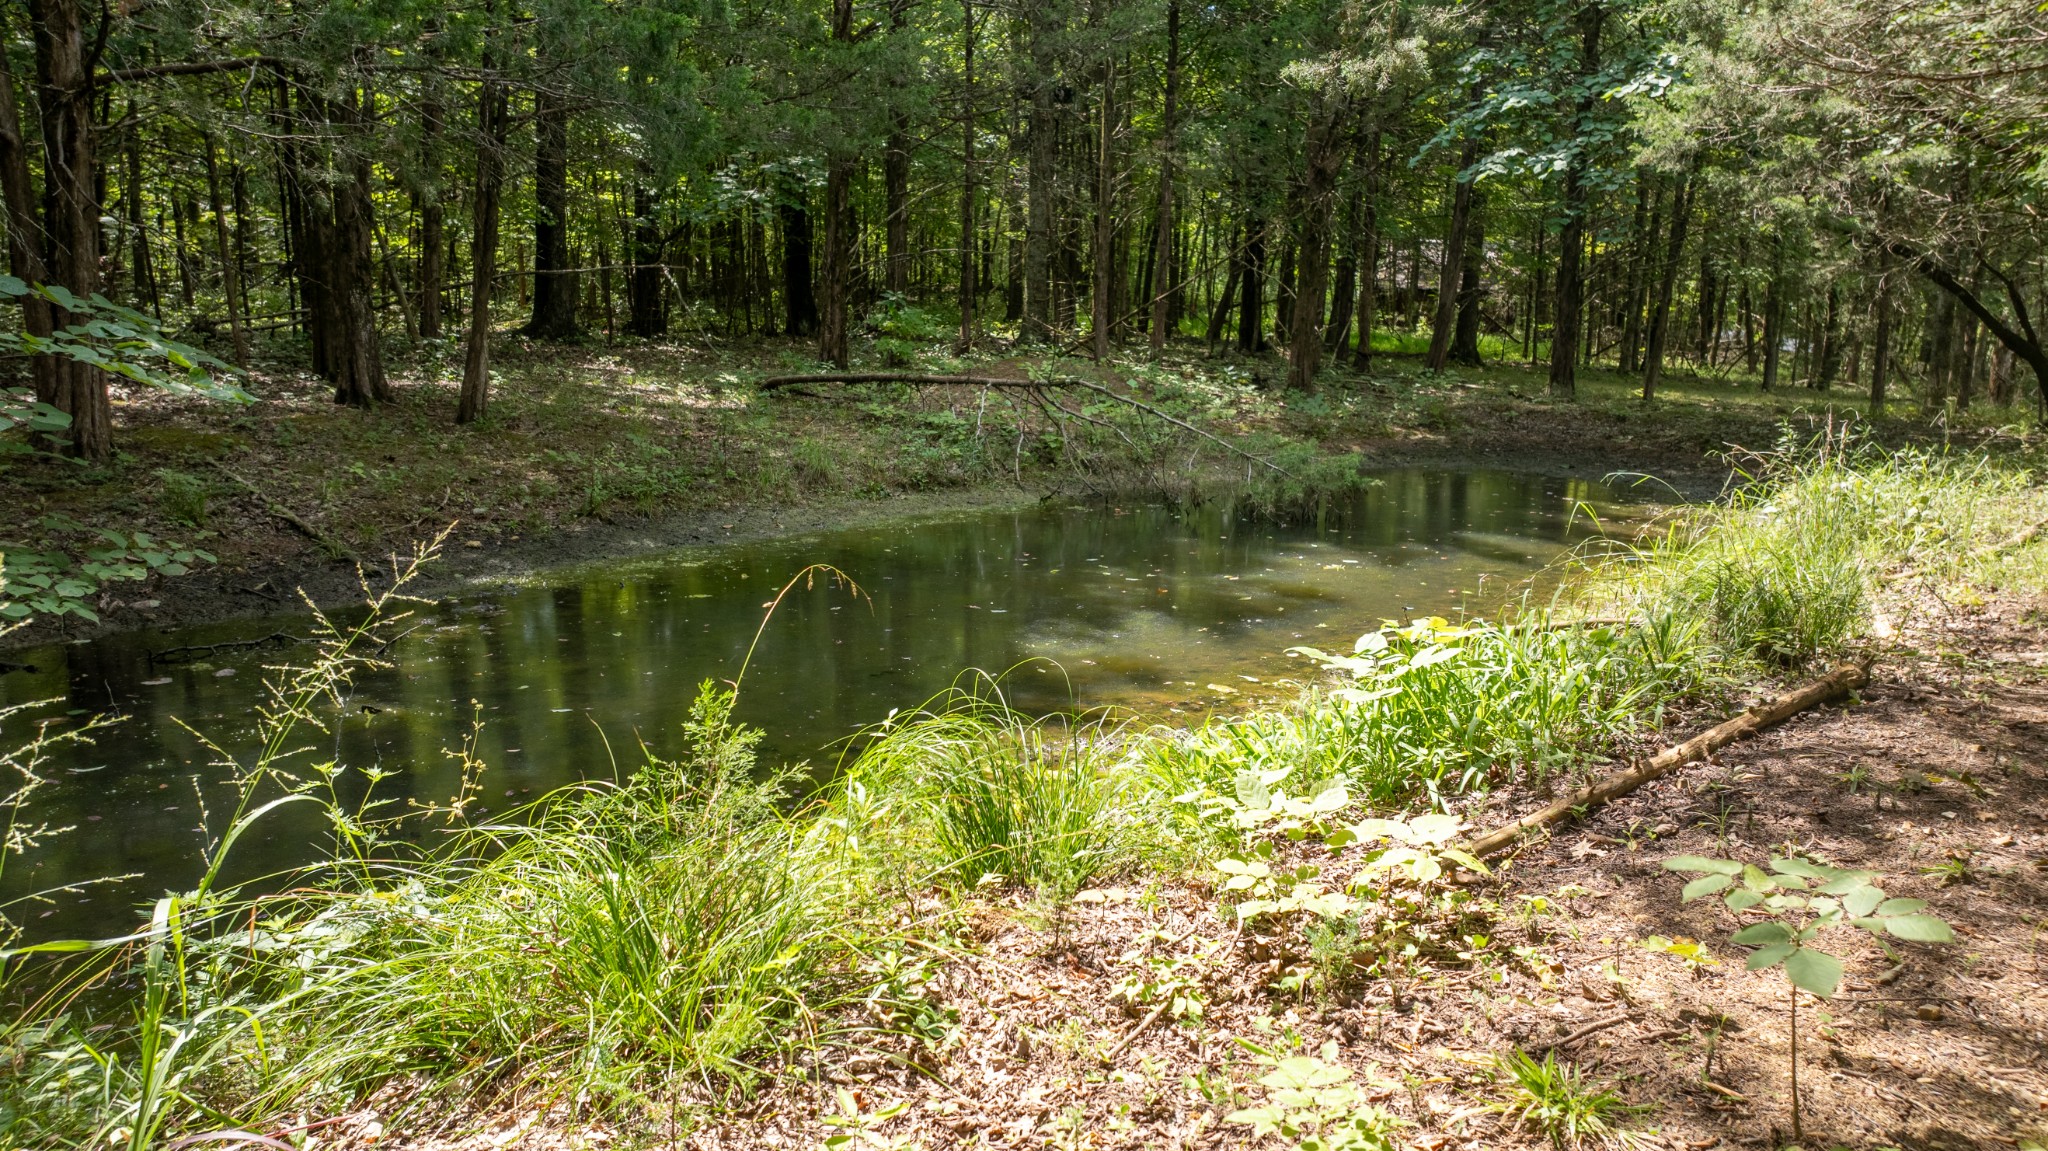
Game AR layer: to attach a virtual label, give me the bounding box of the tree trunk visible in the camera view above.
[28,0,111,458]
[1619,172,1654,374]
[1091,61,1116,361]
[780,180,819,337]
[1237,217,1266,353]
[1425,139,1480,372]
[1021,3,1060,342]
[1352,132,1381,370]
[0,33,59,407]
[1205,225,1242,352]
[525,88,579,339]
[1817,284,1842,392]
[1147,0,1180,356]
[417,92,446,338]
[1549,6,1602,399]
[1870,274,1891,416]
[1449,187,1486,367]
[1761,271,1784,392]
[202,134,251,368]
[1286,100,1345,388]
[458,72,508,424]
[628,182,666,338]
[957,0,978,351]
[1641,162,1695,400]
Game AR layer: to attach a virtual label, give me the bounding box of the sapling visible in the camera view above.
[1662,853,1955,1143]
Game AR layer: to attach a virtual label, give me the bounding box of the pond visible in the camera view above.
[1,468,1645,940]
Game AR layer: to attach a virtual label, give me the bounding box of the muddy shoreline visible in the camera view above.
[2,427,1735,656]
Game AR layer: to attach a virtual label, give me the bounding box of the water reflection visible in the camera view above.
[1,469,1639,938]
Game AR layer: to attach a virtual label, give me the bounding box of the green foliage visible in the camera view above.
[836,686,1132,901]
[1227,1048,1407,1151]
[152,469,213,527]
[1663,853,1954,998]
[1486,1049,1647,1150]
[1,525,215,621]
[0,278,247,402]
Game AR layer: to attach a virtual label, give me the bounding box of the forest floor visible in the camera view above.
[325,592,2048,1151]
[0,330,1988,651]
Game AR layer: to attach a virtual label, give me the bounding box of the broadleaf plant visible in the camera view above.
[1663,853,1955,1139]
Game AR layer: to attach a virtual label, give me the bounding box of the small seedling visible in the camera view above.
[1837,764,1872,795]
[820,1088,912,1150]
[1663,853,1956,1143]
[1485,1049,1646,1150]
[1641,934,1717,978]
[1227,1045,1407,1151]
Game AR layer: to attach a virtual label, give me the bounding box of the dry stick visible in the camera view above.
[1462,662,1872,858]
[210,464,361,563]
[758,373,1295,478]
[1536,1011,1632,1055]
[1104,999,1172,1063]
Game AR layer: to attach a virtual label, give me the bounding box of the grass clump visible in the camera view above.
[1487,1049,1647,1149]
[835,683,1134,902]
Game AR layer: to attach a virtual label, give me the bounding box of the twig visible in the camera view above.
[210,464,360,562]
[1537,1011,1632,1054]
[1699,1079,1746,1102]
[1462,662,1872,857]
[1103,999,1171,1063]
[148,630,301,665]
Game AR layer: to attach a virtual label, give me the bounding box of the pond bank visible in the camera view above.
[4,342,1866,652]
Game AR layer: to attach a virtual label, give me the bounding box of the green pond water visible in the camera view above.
[0,468,1644,940]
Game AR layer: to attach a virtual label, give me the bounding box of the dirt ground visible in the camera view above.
[312,592,2046,1151]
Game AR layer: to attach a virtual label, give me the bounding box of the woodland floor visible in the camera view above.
[1,331,1989,652]
[290,593,2048,1151]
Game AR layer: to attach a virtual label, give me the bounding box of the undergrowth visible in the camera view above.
[1,434,2042,1145]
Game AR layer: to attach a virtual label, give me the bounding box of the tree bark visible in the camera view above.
[1449,187,1486,367]
[1090,61,1116,361]
[1641,162,1696,400]
[1548,6,1602,399]
[1870,274,1891,416]
[1425,139,1479,372]
[27,0,111,458]
[1351,132,1381,370]
[202,133,251,368]
[1286,99,1346,388]
[458,70,509,424]
[525,87,579,339]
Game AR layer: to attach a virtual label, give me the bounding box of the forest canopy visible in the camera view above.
[2,0,2043,459]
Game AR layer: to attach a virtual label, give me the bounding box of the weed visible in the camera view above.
[1486,1049,1647,1150]
[1227,1048,1406,1151]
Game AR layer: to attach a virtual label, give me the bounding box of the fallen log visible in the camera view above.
[1462,661,1872,858]
[757,372,1295,478]
[211,464,361,563]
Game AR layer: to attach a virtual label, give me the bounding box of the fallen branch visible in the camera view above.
[1536,1011,1632,1055]
[758,372,1295,478]
[148,630,301,666]
[1462,662,1872,858]
[210,465,360,562]
[1103,1000,1172,1063]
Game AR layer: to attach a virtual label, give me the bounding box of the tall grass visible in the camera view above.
[833,680,1135,902]
[2,435,2041,1146]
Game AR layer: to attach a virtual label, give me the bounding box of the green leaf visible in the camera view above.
[1681,873,1733,902]
[1770,856,1833,880]
[1663,855,1741,876]
[1783,947,1844,998]
[1841,887,1886,918]
[1883,915,1955,944]
[1814,870,1878,895]
[1746,942,1795,970]
[1730,922,1793,946]
[1872,898,1927,916]
[1723,888,1764,911]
